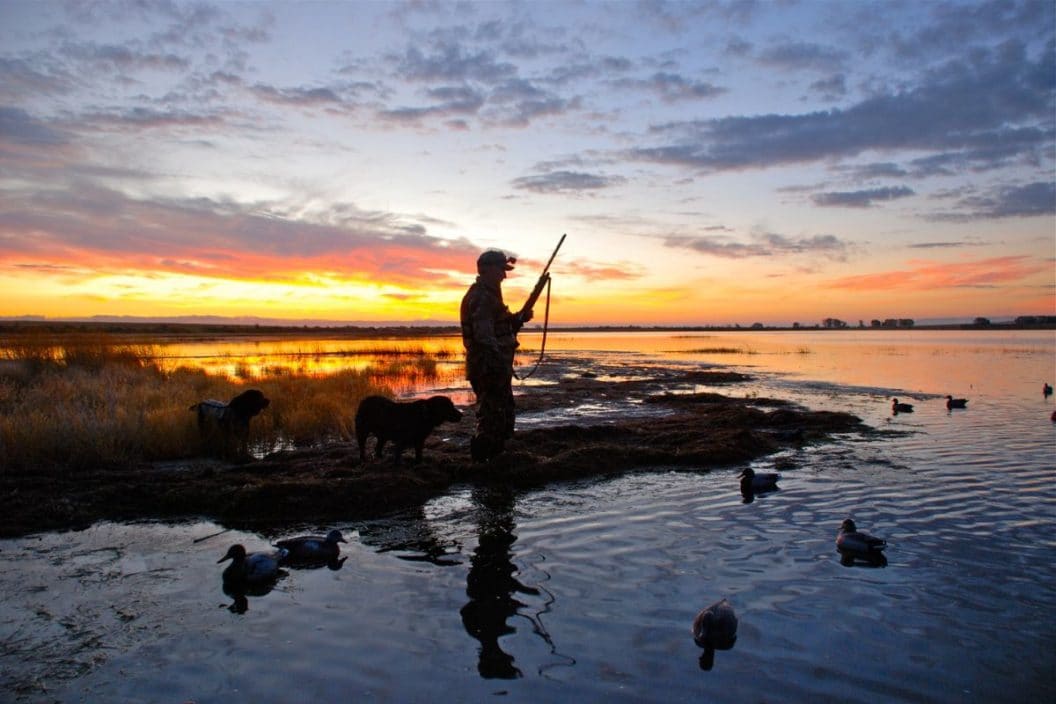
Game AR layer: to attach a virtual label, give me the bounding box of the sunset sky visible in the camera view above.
[1,0,1053,326]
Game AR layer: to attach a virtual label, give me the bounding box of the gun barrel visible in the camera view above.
[519,234,565,317]
[541,233,566,275]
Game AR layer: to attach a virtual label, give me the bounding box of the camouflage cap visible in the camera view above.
[477,249,515,270]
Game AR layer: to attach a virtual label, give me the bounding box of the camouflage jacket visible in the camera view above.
[460,277,522,380]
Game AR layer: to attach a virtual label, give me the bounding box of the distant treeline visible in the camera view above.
[813,315,1056,330]
[1,318,1053,339]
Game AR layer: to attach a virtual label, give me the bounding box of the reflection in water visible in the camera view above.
[359,510,463,566]
[838,550,888,568]
[740,485,780,504]
[460,486,541,679]
[152,336,467,386]
[698,638,737,671]
[221,578,283,614]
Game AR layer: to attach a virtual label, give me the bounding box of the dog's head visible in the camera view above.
[424,395,462,425]
[228,389,270,418]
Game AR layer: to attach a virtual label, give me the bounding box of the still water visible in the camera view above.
[2,331,1054,703]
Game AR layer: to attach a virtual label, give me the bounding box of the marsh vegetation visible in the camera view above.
[0,332,446,471]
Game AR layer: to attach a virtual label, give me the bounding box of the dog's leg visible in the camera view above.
[356,429,369,462]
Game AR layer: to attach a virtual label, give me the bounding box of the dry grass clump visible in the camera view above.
[0,333,429,472]
[256,368,389,447]
[0,364,203,471]
[369,357,439,386]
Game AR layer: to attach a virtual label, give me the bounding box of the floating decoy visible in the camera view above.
[692,598,738,648]
[692,598,738,670]
[836,519,887,562]
[945,395,968,410]
[739,467,780,494]
[1044,383,1053,397]
[218,544,285,586]
[891,398,914,413]
[274,529,347,564]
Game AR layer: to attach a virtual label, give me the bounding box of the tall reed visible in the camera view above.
[0,333,433,471]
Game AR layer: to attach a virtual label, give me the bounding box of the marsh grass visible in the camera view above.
[278,342,457,361]
[1,332,158,373]
[0,333,443,471]
[677,347,757,355]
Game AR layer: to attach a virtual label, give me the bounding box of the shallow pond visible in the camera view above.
[2,331,1054,702]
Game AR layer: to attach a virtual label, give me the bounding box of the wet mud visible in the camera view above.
[1,367,868,538]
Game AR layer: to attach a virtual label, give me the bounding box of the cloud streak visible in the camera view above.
[939,181,1056,220]
[511,170,625,194]
[825,256,1047,291]
[663,231,849,260]
[812,186,915,208]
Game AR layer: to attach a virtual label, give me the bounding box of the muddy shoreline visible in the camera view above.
[1,367,869,538]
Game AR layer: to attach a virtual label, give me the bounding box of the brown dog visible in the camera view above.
[190,389,270,459]
[355,395,462,464]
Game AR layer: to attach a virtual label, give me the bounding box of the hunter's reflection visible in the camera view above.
[460,485,539,679]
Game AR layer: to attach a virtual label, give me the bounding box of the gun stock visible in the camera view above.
[519,234,565,318]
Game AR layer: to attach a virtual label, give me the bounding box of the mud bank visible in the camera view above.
[1,368,869,538]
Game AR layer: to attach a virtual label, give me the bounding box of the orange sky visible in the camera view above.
[1,2,1053,326]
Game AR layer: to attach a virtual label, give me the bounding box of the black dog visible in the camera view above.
[355,395,462,464]
[190,389,270,459]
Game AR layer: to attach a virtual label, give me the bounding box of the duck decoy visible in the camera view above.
[1044,383,1053,397]
[945,395,968,410]
[274,529,347,564]
[692,598,738,670]
[836,519,887,566]
[218,544,285,587]
[739,467,780,494]
[891,398,914,413]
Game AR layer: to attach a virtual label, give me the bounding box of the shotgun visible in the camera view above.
[519,234,565,320]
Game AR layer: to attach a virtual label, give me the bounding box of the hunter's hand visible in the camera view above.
[519,308,534,324]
